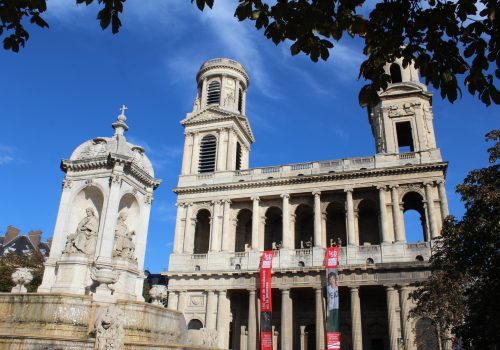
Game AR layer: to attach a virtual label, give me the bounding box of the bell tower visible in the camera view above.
[368,58,442,162]
[180,58,255,176]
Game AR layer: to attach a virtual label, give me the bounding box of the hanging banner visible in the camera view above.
[260,250,274,350]
[325,247,341,350]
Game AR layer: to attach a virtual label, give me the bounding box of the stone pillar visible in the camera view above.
[216,128,225,171]
[399,286,415,350]
[377,186,391,244]
[183,203,195,253]
[221,199,232,251]
[251,197,260,250]
[315,287,325,350]
[313,191,323,248]
[386,286,399,350]
[177,291,187,312]
[217,290,230,348]
[173,203,186,254]
[181,132,194,175]
[281,194,291,249]
[424,182,438,239]
[190,132,201,173]
[390,185,406,242]
[345,188,356,245]
[226,130,236,171]
[167,291,178,310]
[437,180,449,219]
[350,287,363,350]
[281,288,293,350]
[248,289,257,350]
[201,78,208,108]
[211,200,222,252]
[206,290,218,329]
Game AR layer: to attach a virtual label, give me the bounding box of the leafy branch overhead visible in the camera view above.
[1,0,498,107]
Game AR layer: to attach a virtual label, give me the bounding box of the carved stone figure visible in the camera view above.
[224,90,234,107]
[200,328,218,347]
[11,268,33,293]
[149,285,168,305]
[94,305,125,350]
[113,212,136,259]
[63,208,99,256]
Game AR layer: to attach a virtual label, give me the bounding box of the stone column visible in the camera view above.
[437,180,449,219]
[390,185,406,242]
[177,291,187,312]
[167,291,178,310]
[221,199,232,251]
[424,182,438,239]
[313,191,323,248]
[248,289,257,350]
[217,290,230,348]
[345,188,356,245]
[226,130,236,171]
[251,197,260,250]
[216,128,225,171]
[386,286,399,350]
[211,200,222,252]
[399,286,415,350]
[350,287,363,350]
[315,287,325,350]
[377,186,391,244]
[190,132,201,173]
[173,203,186,254]
[181,132,194,175]
[281,194,291,249]
[183,203,195,253]
[206,290,218,329]
[281,288,293,350]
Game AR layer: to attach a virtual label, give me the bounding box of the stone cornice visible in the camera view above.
[173,162,448,195]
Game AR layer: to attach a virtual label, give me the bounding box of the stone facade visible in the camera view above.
[165,58,450,350]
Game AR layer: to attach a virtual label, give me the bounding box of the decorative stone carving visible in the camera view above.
[11,268,33,293]
[91,267,120,295]
[63,208,99,256]
[113,212,136,260]
[200,328,218,347]
[190,295,205,306]
[95,305,125,350]
[149,285,168,306]
[62,178,72,190]
[223,90,235,107]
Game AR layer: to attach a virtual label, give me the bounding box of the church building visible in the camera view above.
[164,58,449,350]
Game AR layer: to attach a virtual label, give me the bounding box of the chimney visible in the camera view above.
[4,225,20,244]
[28,230,42,248]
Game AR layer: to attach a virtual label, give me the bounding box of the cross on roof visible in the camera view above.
[119,104,128,116]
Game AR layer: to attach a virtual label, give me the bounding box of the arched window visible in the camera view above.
[235,142,242,170]
[238,88,243,113]
[415,318,439,350]
[235,209,252,252]
[188,319,204,330]
[207,80,221,105]
[193,209,211,254]
[198,135,217,173]
[294,204,314,249]
[403,192,428,242]
[326,202,347,246]
[390,63,403,83]
[264,207,282,250]
[358,199,381,245]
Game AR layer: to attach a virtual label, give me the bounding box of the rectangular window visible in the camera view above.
[395,121,414,153]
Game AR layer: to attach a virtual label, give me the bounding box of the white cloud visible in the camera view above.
[0,145,15,165]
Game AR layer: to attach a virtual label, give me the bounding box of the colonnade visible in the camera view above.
[173,181,449,255]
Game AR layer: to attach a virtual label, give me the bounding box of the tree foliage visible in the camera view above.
[0,251,45,292]
[410,130,500,349]
[1,0,499,107]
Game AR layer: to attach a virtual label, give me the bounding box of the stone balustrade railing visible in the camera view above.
[168,242,432,273]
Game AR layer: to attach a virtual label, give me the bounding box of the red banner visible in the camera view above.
[260,251,274,350]
[325,247,341,350]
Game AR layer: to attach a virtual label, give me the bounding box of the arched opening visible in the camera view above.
[198,135,217,173]
[188,319,204,330]
[238,88,243,113]
[358,199,381,245]
[235,209,252,252]
[294,204,314,249]
[390,63,403,83]
[415,318,439,350]
[403,192,428,242]
[193,209,211,254]
[235,142,242,170]
[326,202,347,246]
[207,80,221,105]
[264,207,282,251]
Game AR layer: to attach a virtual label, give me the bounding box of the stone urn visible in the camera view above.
[149,285,168,305]
[11,268,33,293]
[91,267,120,295]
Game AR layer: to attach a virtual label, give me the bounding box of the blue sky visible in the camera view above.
[0,0,497,272]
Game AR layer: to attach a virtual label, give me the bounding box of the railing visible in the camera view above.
[197,174,213,180]
[293,248,312,256]
[261,166,280,174]
[399,152,416,160]
[291,163,313,170]
[191,254,207,260]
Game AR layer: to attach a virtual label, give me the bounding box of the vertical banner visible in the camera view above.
[325,247,341,350]
[260,250,274,350]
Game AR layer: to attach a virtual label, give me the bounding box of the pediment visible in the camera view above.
[379,83,428,97]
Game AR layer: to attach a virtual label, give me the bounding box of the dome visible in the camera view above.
[69,108,155,177]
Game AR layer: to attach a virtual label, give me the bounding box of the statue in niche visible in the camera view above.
[94,305,125,350]
[113,212,136,259]
[63,208,99,256]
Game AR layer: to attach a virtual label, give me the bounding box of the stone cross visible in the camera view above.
[119,104,128,116]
